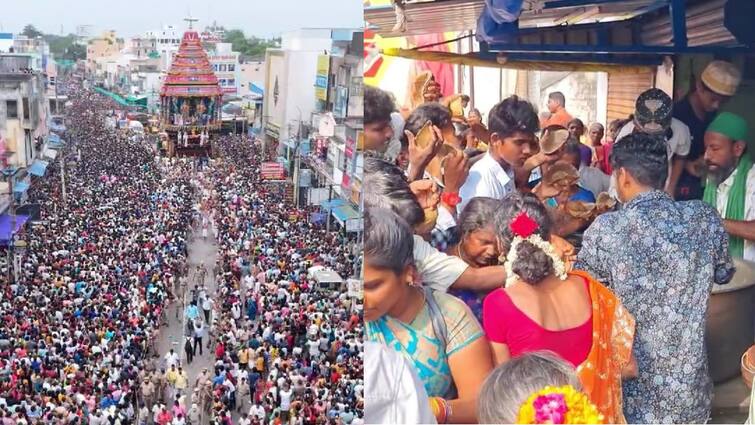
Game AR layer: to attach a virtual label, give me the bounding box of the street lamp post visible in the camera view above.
[292,107,304,209]
[2,167,20,284]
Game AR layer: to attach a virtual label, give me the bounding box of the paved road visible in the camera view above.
[154,221,219,423]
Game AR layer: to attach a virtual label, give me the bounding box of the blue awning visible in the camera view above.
[28,160,49,177]
[13,181,29,194]
[250,83,264,96]
[332,205,360,223]
[321,198,346,211]
[48,133,61,143]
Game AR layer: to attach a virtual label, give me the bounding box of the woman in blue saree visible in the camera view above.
[364,208,494,424]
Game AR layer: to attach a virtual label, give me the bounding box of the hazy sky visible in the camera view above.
[2,0,362,38]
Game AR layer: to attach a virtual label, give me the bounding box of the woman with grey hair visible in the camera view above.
[447,197,502,322]
[478,351,581,424]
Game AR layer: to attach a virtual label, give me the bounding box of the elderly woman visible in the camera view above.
[365,207,493,424]
[478,351,595,424]
[446,197,501,322]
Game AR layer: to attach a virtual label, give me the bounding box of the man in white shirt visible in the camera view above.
[702,112,755,262]
[249,404,266,422]
[364,341,436,424]
[458,96,539,212]
[164,349,179,369]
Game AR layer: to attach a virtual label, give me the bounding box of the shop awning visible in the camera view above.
[332,205,360,223]
[380,47,655,73]
[48,133,65,149]
[12,181,29,194]
[312,268,343,284]
[28,160,49,177]
[250,83,264,96]
[43,148,58,160]
[0,214,29,245]
[320,198,346,211]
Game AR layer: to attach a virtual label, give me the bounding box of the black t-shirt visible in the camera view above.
[672,96,714,200]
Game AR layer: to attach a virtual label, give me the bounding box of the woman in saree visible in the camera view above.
[482,192,637,423]
[364,207,494,424]
[446,197,501,322]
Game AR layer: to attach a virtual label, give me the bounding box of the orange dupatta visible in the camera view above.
[570,270,636,424]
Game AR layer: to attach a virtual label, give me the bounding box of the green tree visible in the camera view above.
[223,29,281,60]
[44,33,87,61]
[21,24,43,38]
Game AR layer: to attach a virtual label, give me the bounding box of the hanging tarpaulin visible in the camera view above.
[364,25,458,112]
[381,47,655,73]
[477,0,524,43]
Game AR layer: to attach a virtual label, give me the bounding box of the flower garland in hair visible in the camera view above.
[503,212,567,288]
[516,385,604,424]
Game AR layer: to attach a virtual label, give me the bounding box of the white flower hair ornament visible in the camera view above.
[503,211,568,288]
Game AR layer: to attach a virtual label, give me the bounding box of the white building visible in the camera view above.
[262,29,334,154]
[208,43,240,95]
[239,60,265,95]
[0,34,12,54]
[143,25,181,72]
[0,55,52,210]
[11,36,50,72]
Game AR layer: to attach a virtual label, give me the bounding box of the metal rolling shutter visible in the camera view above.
[606,70,654,123]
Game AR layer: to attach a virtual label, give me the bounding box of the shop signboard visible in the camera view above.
[333,86,348,118]
[347,278,362,299]
[315,55,330,101]
[342,137,355,192]
[345,217,363,233]
[350,180,361,206]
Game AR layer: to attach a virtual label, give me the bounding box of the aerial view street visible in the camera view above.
[0,0,363,423]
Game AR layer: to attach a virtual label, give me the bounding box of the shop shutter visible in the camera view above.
[606,70,654,124]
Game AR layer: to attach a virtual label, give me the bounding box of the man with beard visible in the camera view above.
[702,112,755,261]
[674,60,741,200]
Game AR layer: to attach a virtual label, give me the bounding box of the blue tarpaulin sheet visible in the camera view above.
[332,205,360,222]
[12,181,29,193]
[321,198,346,211]
[250,83,264,96]
[28,160,49,177]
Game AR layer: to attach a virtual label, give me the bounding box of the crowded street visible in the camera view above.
[0,80,363,424]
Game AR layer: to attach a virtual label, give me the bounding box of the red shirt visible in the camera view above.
[601,142,614,175]
[482,279,592,367]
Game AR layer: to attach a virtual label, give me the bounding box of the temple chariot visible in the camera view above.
[159,21,222,157]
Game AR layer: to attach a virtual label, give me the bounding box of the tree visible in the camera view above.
[21,24,43,38]
[222,29,280,60]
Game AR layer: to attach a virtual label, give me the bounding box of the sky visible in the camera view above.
[2,0,363,39]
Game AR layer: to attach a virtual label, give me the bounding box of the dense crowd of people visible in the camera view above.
[0,79,364,425]
[175,134,364,425]
[363,59,753,424]
[0,83,193,423]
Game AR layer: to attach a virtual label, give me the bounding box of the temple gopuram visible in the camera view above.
[159,24,222,157]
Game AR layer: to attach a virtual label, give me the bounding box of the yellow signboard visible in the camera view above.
[315,55,330,101]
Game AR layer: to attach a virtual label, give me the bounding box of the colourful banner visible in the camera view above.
[315,55,330,101]
[364,23,457,112]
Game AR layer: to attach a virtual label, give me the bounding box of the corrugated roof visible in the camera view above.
[365,0,662,38]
